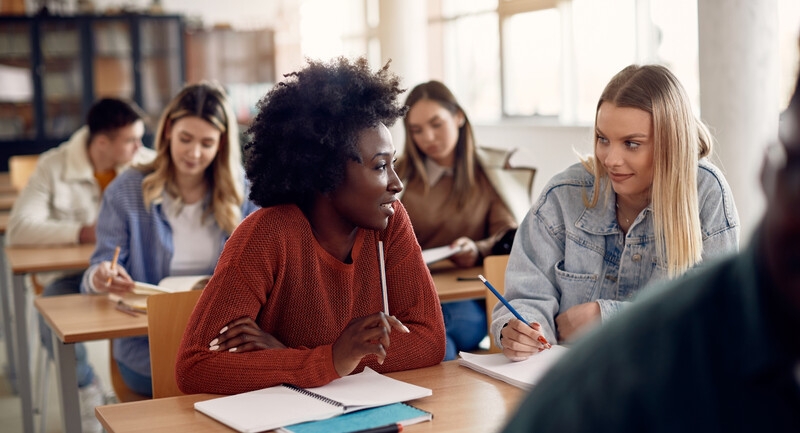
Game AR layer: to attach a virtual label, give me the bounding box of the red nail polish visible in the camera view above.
[537,336,549,345]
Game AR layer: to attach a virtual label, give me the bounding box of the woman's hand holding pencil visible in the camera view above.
[326,240,411,377]
[500,319,551,361]
[331,312,410,377]
[91,246,135,294]
[479,274,551,362]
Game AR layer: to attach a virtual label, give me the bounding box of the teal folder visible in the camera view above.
[280,403,432,433]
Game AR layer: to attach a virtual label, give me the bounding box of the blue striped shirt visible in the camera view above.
[81,168,259,377]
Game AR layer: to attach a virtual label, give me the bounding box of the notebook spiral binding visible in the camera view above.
[282,384,344,408]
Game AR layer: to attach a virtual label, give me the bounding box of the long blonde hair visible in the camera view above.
[396,80,477,209]
[138,82,244,235]
[583,65,712,278]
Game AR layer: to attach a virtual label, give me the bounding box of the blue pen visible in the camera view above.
[478,274,526,322]
[479,274,551,347]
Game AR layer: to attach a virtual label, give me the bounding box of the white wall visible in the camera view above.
[473,123,593,203]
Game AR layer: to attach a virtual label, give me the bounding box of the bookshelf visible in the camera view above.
[0,14,185,171]
[185,27,276,125]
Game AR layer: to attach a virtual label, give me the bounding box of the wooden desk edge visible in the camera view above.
[34,294,148,343]
[93,361,526,433]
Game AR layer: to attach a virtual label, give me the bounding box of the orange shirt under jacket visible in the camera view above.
[176,201,446,395]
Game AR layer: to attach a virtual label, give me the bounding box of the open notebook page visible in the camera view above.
[458,345,569,390]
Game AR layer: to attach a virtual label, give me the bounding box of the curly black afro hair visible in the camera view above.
[245,57,407,209]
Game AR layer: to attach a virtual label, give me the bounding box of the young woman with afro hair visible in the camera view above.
[176,57,446,394]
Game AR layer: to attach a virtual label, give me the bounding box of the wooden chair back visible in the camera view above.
[9,154,39,191]
[483,254,510,353]
[147,290,203,398]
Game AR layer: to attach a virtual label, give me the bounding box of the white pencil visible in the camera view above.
[377,240,389,315]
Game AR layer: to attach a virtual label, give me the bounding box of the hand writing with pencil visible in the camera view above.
[331,312,410,377]
[500,319,551,361]
[91,246,135,294]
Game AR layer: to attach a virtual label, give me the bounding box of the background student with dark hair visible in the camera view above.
[6,97,155,433]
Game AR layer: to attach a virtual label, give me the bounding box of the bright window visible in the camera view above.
[502,8,562,118]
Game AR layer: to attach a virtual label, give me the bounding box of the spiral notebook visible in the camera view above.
[279,402,432,433]
[194,367,432,433]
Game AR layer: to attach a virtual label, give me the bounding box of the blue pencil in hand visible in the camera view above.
[478,274,551,348]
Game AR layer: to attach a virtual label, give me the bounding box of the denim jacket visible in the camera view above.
[491,159,739,346]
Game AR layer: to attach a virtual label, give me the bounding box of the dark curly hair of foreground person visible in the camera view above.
[245,57,408,209]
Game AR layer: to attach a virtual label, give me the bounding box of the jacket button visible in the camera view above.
[632,254,642,262]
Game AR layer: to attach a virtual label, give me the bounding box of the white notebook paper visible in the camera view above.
[458,345,569,390]
[194,367,432,433]
[108,275,210,311]
[421,245,463,265]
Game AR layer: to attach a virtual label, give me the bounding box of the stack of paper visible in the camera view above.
[458,345,569,390]
[421,245,463,265]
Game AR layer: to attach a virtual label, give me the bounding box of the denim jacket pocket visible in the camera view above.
[650,259,669,282]
[554,260,599,307]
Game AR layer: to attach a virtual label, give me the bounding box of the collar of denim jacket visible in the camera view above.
[574,189,653,236]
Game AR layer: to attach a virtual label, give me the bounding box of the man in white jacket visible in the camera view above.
[7,98,155,433]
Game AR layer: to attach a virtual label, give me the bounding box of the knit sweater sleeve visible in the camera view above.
[175,210,341,394]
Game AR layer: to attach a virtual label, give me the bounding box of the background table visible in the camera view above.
[36,293,148,433]
[3,243,94,433]
[95,361,526,433]
[0,193,17,210]
[429,264,485,303]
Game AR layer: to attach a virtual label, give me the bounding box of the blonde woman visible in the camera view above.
[80,82,258,396]
[492,65,740,360]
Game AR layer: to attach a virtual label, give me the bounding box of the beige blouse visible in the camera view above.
[401,163,517,259]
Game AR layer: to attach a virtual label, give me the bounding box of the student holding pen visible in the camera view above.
[397,81,530,361]
[501,55,800,433]
[175,58,446,395]
[492,65,740,360]
[81,82,258,396]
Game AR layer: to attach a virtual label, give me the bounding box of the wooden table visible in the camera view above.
[3,244,95,433]
[12,250,481,433]
[429,264,485,303]
[95,361,526,433]
[0,211,10,235]
[0,172,15,194]
[36,293,148,433]
[0,193,17,210]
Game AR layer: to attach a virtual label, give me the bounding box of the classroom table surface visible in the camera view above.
[4,243,96,433]
[0,211,9,235]
[35,293,148,343]
[0,192,16,210]
[4,243,95,273]
[95,360,526,433]
[429,263,485,303]
[0,172,15,194]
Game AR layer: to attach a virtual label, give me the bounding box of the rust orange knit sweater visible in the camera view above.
[176,201,446,394]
